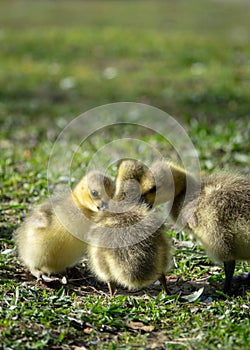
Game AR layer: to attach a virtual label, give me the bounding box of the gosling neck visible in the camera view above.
[71,192,95,219]
[169,164,199,222]
[169,163,190,198]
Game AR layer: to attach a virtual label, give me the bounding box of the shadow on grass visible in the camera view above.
[9,260,250,300]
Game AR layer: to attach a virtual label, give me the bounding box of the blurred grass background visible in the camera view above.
[1,0,250,124]
[0,1,250,349]
[1,0,249,174]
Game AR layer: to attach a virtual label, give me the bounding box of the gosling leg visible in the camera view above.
[223,260,235,295]
[159,273,169,294]
[107,281,116,297]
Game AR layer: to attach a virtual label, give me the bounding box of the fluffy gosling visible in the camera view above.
[14,171,115,280]
[87,205,171,296]
[140,160,250,294]
[86,161,171,296]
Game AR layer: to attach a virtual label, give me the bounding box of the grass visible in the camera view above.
[0,0,250,349]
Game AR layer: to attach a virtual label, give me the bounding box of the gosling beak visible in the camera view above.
[98,201,107,211]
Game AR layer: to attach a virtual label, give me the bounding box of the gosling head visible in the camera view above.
[73,171,115,212]
[140,161,176,206]
[114,159,147,201]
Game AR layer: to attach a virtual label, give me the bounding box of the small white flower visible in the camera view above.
[102,67,117,79]
[59,77,75,90]
[191,62,206,75]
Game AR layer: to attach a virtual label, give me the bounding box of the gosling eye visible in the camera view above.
[90,189,99,198]
[148,185,157,194]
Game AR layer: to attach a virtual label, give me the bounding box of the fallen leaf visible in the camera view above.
[181,287,204,302]
[83,327,93,334]
[41,275,60,283]
[127,321,155,332]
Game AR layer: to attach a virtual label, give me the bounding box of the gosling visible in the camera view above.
[114,159,147,202]
[140,160,250,294]
[14,171,115,280]
[86,162,172,296]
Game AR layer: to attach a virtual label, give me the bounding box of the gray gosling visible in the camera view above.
[140,160,250,294]
[86,159,172,296]
[14,171,115,280]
